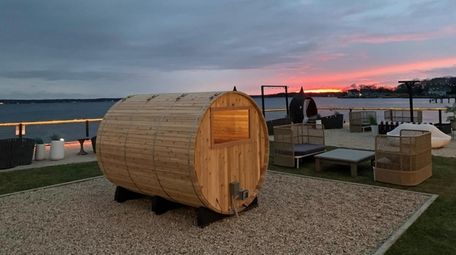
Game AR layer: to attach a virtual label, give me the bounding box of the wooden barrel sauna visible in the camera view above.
[96,91,269,215]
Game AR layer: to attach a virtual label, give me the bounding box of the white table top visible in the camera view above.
[314,148,375,163]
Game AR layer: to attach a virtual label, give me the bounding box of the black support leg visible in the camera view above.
[114,186,143,203]
[196,197,259,228]
[151,196,184,215]
[196,207,228,228]
[243,197,258,212]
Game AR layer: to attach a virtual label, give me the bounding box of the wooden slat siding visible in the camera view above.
[97,91,268,215]
[96,100,141,193]
[152,95,200,202]
[194,92,268,214]
[98,92,208,205]
[126,124,169,198]
[118,97,154,196]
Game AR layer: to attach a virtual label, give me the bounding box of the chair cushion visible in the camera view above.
[294,144,326,156]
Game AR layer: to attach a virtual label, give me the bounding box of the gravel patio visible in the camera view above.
[0,172,434,254]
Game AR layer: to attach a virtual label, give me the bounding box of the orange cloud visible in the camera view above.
[286,57,456,89]
[347,33,431,44]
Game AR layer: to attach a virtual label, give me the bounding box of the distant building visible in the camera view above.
[428,86,450,97]
[423,78,453,97]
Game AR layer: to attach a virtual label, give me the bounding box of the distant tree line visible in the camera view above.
[348,76,456,97]
[0,98,121,104]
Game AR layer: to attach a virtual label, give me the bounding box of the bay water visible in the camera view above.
[0,97,452,141]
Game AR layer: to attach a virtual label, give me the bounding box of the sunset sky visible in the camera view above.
[1,0,456,98]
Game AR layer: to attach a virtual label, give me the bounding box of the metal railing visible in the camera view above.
[0,118,103,138]
[263,107,449,123]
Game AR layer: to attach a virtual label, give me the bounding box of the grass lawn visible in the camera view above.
[0,153,455,254]
[0,161,101,195]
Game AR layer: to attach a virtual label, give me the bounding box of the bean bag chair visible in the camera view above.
[387,123,451,149]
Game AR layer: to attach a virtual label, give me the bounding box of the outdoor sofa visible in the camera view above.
[266,117,291,135]
[272,123,325,168]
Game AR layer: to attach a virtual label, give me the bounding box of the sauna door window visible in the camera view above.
[211,107,250,146]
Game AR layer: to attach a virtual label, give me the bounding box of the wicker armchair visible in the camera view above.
[374,129,432,186]
[349,111,376,132]
[266,117,291,135]
[272,123,325,168]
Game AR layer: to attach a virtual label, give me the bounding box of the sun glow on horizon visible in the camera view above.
[282,56,456,90]
[303,88,342,93]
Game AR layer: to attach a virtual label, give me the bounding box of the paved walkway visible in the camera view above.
[3,141,97,172]
[4,124,455,172]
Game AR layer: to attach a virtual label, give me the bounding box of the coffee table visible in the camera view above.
[314,148,375,177]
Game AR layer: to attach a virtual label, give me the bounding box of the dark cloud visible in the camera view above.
[0,70,132,81]
[0,90,89,100]
[0,0,455,98]
[0,0,328,72]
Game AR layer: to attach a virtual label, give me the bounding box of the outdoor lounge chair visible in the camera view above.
[11,138,35,166]
[0,139,13,169]
[0,138,35,169]
[320,113,343,129]
[272,123,325,168]
[374,129,432,186]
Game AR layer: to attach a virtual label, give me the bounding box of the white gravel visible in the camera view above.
[0,172,432,255]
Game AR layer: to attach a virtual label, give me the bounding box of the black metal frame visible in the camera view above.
[113,186,259,228]
[260,85,289,118]
[398,80,420,123]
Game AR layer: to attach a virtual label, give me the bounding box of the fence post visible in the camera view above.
[438,110,442,124]
[85,120,89,138]
[261,86,265,117]
[285,86,289,118]
[18,123,23,138]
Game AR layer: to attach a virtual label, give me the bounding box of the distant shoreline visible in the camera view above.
[0,95,453,104]
[0,98,121,104]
